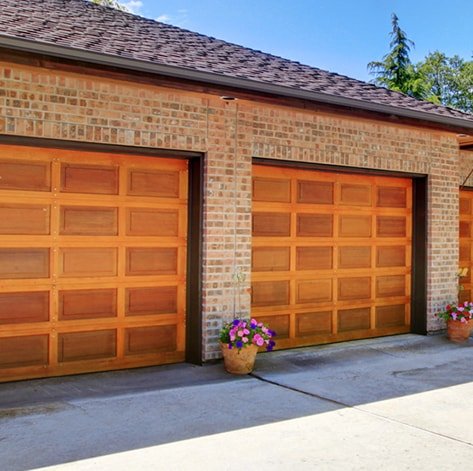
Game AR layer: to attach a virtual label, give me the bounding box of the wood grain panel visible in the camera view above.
[59,248,117,277]
[339,215,371,237]
[126,248,178,276]
[296,311,332,336]
[296,247,332,270]
[252,281,289,306]
[297,180,333,204]
[377,246,406,267]
[377,187,407,208]
[253,212,291,237]
[255,314,289,339]
[125,325,177,355]
[0,291,49,324]
[58,330,116,362]
[253,177,290,202]
[0,204,50,235]
[460,197,471,215]
[125,286,178,316]
[460,244,471,262]
[338,277,371,301]
[0,335,48,368]
[126,208,179,236]
[0,159,50,191]
[460,221,470,238]
[59,289,117,320]
[60,206,118,235]
[0,145,188,382]
[252,247,290,272]
[297,214,333,237]
[338,308,371,332]
[376,275,406,298]
[376,305,405,328]
[377,216,406,237]
[296,279,332,303]
[61,163,118,194]
[338,246,371,269]
[0,249,49,279]
[128,169,179,198]
[340,184,371,206]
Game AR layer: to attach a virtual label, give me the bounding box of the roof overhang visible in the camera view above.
[2,34,473,134]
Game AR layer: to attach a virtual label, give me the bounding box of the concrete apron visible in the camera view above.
[1,334,472,470]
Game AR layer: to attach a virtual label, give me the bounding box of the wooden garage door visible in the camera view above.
[252,165,412,349]
[459,189,473,302]
[0,145,187,382]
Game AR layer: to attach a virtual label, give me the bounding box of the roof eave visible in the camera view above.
[2,35,473,133]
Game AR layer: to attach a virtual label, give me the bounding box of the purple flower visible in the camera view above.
[232,319,240,326]
[228,343,233,349]
[236,340,243,348]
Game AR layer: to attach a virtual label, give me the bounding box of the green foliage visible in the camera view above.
[89,0,129,12]
[369,13,473,113]
[368,13,426,99]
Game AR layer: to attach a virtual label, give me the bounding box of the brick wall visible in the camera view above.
[0,60,462,357]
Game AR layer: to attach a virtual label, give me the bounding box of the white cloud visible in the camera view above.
[156,14,171,23]
[155,10,189,27]
[122,0,143,14]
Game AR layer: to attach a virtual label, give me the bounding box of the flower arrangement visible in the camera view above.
[220,318,276,351]
[436,301,473,323]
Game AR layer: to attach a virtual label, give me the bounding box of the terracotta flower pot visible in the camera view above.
[220,343,258,375]
[447,319,471,343]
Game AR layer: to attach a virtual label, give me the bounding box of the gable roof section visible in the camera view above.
[0,0,472,130]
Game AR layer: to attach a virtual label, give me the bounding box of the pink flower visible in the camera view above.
[243,328,250,335]
[254,334,264,347]
[452,313,458,320]
[242,337,248,343]
[461,317,467,323]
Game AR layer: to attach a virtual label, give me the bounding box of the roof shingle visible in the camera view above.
[0,0,472,124]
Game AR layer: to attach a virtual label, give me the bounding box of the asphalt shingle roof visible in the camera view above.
[0,0,472,125]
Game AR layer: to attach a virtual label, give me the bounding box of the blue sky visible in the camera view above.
[121,0,472,82]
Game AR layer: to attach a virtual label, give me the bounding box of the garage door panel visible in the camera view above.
[126,208,179,236]
[128,168,180,198]
[339,215,371,237]
[376,305,406,328]
[125,325,177,355]
[296,246,332,270]
[60,206,118,235]
[296,280,332,304]
[0,291,50,324]
[59,248,118,278]
[253,212,291,237]
[125,286,178,316]
[58,329,117,363]
[61,163,119,195]
[338,246,371,269]
[297,180,334,204]
[59,288,117,320]
[377,216,406,237]
[377,187,407,208]
[253,246,290,272]
[338,307,371,332]
[296,311,332,337]
[297,214,333,237]
[340,183,371,206]
[0,334,49,368]
[0,204,50,235]
[255,314,290,339]
[126,247,178,276]
[0,159,51,191]
[0,248,50,279]
[253,177,291,202]
[253,164,411,348]
[460,221,470,238]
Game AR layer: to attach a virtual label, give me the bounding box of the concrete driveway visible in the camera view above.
[1,334,472,470]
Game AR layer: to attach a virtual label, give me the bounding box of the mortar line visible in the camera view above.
[250,372,473,448]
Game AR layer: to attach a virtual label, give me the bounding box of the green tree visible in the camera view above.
[418,52,473,113]
[89,0,129,12]
[368,13,426,99]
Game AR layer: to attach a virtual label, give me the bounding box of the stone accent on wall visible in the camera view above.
[0,61,462,357]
